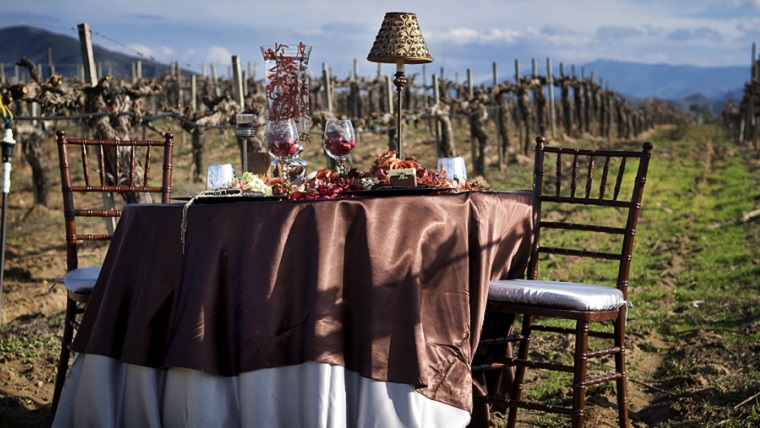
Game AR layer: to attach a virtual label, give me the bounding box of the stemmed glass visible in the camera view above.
[323,120,356,174]
[267,119,306,184]
[267,119,300,161]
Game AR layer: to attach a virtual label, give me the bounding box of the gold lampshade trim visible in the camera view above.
[367,12,434,65]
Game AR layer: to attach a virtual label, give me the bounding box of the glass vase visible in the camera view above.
[260,42,312,143]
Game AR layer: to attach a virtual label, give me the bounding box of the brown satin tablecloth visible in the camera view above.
[72,190,536,413]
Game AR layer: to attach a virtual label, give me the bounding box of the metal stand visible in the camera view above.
[0,123,16,324]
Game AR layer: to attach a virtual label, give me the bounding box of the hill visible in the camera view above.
[0,25,171,80]
[581,58,748,100]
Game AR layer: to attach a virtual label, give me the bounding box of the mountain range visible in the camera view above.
[0,26,171,82]
[582,59,748,100]
[0,25,752,114]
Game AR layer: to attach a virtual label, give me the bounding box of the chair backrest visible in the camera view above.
[528,136,653,300]
[56,130,174,272]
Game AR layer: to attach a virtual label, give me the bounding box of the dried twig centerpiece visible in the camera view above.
[367,12,433,159]
[260,42,312,184]
[260,42,312,142]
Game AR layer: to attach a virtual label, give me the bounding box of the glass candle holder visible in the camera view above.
[206,164,235,190]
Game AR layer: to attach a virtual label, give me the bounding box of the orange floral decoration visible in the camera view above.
[284,151,487,200]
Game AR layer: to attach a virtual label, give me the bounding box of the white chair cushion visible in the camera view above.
[63,266,102,293]
[488,279,627,311]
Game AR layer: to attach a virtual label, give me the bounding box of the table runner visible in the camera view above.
[72,191,536,412]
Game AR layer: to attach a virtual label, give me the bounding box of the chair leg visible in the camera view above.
[51,296,76,413]
[507,314,534,428]
[572,320,590,428]
[614,315,629,427]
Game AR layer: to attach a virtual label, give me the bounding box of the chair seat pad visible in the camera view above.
[63,266,101,293]
[488,279,626,311]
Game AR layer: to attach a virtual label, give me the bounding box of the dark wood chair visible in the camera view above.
[51,130,174,412]
[473,136,653,428]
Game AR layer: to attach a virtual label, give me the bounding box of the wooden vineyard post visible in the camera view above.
[547,57,556,138]
[530,58,546,139]
[350,79,360,119]
[424,64,435,136]
[432,74,441,157]
[190,75,197,114]
[232,55,244,107]
[210,64,221,98]
[323,63,333,113]
[232,55,247,171]
[47,47,55,77]
[745,43,757,146]
[176,61,183,111]
[243,68,249,98]
[467,69,474,99]
[514,59,523,152]
[77,23,97,87]
[753,43,759,152]
[384,75,393,115]
[493,62,504,171]
[582,67,591,134]
[77,22,115,233]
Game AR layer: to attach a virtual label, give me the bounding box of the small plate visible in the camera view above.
[339,186,455,197]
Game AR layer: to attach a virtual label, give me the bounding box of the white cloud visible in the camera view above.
[737,18,760,33]
[127,44,176,62]
[719,0,760,9]
[596,26,644,40]
[431,27,520,44]
[205,46,234,66]
[667,27,723,42]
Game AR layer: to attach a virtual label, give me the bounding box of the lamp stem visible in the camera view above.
[393,70,406,159]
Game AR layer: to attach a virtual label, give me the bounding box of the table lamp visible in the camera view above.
[367,12,433,159]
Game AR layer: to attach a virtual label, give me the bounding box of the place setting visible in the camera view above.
[174,113,486,204]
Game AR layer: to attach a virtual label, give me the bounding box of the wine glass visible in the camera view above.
[323,120,356,174]
[267,119,300,162]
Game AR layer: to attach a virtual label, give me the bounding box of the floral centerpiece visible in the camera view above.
[288,151,488,200]
[260,42,312,184]
[260,42,312,140]
[227,172,294,197]
[192,151,487,202]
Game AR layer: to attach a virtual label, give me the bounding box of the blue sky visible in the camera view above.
[3,0,759,83]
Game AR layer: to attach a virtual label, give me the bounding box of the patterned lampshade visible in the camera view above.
[367,12,434,65]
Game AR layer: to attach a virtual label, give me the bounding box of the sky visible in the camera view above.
[2,0,760,84]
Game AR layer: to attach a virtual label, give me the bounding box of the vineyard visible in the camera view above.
[1,42,760,427]
[1,52,700,210]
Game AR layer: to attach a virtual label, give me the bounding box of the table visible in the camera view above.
[52,191,536,427]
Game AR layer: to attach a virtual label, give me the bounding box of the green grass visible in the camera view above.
[485,124,760,425]
[631,126,759,336]
[0,335,57,359]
